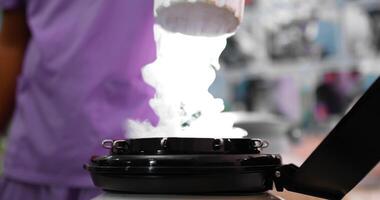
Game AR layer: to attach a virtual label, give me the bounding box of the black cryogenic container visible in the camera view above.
[86,77,380,200]
[86,138,280,194]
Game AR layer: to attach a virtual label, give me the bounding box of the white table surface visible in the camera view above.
[92,193,284,200]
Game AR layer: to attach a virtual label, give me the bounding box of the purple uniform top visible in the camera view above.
[1,0,158,187]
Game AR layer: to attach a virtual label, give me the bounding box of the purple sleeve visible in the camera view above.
[0,0,24,10]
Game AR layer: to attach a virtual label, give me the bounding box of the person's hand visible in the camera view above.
[0,7,30,133]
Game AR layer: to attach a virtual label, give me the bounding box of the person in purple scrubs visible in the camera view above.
[0,1,158,199]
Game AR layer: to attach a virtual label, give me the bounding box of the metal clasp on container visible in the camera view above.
[113,140,127,150]
[102,139,128,149]
[250,138,269,149]
[213,138,224,151]
[102,139,114,149]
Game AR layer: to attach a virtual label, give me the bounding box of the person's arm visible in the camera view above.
[0,8,30,133]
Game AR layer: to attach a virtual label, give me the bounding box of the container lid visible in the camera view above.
[87,138,281,175]
[102,137,269,155]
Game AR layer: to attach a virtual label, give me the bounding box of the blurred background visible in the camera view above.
[212,0,380,199]
[0,0,379,199]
